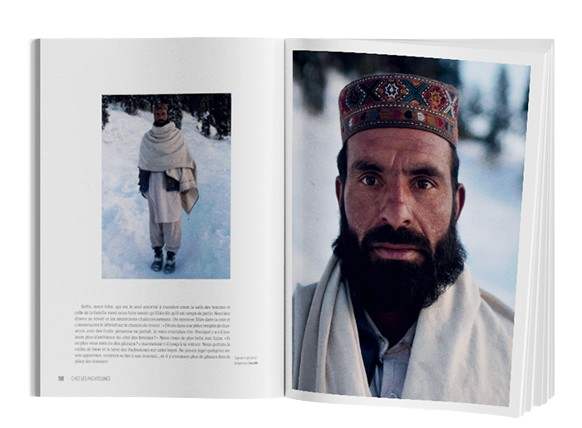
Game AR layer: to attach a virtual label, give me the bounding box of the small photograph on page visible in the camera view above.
[101,94,231,279]
[291,51,530,406]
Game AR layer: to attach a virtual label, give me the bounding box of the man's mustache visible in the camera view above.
[361,224,432,256]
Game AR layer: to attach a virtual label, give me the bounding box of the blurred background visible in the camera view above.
[102,94,232,138]
[292,51,531,309]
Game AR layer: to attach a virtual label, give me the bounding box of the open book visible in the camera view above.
[36,38,554,417]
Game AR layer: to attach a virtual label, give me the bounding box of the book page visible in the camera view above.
[39,38,284,397]
[285,38,551,416]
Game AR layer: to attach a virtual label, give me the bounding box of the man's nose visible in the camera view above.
[378,181,412,228]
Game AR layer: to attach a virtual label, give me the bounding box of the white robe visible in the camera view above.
[146,172,182,223]
[292,255,514,406]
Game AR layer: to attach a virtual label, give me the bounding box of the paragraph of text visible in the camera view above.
[73,304,231,364]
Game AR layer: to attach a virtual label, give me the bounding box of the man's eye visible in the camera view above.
[415,179,434,190]
[361,176,378,186]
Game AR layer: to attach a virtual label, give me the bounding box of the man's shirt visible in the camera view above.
[366,313,416,398]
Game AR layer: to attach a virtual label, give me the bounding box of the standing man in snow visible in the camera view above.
[292,74,514,405]
[138,103,199,274]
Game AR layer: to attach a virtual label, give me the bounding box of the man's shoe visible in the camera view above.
[151,255,163,272]
[164,257,176,274]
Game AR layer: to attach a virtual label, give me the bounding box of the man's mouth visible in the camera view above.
[369,243,423,261]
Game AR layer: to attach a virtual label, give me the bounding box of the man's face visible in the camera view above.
[154,109,169,126]
[334,127,466,310]
[337,127,464,264]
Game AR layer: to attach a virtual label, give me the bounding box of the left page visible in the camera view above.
[38,38,284,397]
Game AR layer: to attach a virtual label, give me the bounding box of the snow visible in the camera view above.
[456,139,523,307]
[292,67,528,309]
[102,107,231,279]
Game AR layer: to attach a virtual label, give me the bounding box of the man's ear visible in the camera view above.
[454,183,466,221]
[335,176,344,207]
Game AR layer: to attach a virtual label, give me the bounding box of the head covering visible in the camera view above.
[339,74,459,146]
[154,103,169,113]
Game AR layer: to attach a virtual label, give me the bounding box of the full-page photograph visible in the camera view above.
[286,39,548,416]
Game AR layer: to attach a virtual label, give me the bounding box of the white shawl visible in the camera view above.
[292,255,514,406]
[139,122,199,214]
[139,122,195,172]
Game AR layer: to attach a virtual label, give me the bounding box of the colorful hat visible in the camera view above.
[339,74,459,146]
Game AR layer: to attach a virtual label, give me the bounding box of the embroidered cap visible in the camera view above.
[339,74,460,146]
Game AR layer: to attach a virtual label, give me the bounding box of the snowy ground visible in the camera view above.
[102,106,231,279]
[292,70,527,309]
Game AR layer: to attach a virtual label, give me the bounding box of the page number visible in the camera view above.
[58,376,64,382]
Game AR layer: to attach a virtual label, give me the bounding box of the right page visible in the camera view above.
[285,39,553,417]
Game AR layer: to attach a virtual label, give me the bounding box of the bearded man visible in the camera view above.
[138,103,199,274]
[292,74,514,405]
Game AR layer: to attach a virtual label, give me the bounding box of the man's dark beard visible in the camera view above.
[154,119,170,127]
[332,204,466,313]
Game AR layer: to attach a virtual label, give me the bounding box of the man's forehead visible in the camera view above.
[347,128,453,165]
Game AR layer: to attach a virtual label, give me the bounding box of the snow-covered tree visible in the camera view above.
[519,77,531,134]
[485,65,511,157]
[101,95,110,129]
[166,96,183,129]
[208,94,231,139]
[123,95,139,115]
